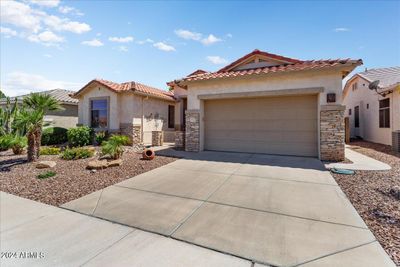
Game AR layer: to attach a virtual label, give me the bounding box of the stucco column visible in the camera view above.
[185,109,200,152]
[320,105,345,161]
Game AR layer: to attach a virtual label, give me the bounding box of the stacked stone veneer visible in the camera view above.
[152,131,163,146]
[320,105,345,161]
[175,131,185,149]
[120,123,141,144]
[185,110,200,152]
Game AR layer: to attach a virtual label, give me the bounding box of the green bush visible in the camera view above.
[0,134,14,151]
[10,135,27,155]
[101,135,129,159]
[95,131,108,145]
[61,147,95,160]
[40,146,61,155]
[37,170,56,179]
[41,127,68,145]
[67,126,92,147]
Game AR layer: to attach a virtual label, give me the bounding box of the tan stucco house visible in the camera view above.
[0,89,78,128]
[73,79,175,144]
[169,49,362,161]
[343,67,400,149]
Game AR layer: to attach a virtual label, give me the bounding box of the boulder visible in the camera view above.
[36,161,56,169]
[107,159,123,167]
[86,160,108,170]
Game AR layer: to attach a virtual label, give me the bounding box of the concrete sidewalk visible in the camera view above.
[0,192,250,267]
[325,147,391,171]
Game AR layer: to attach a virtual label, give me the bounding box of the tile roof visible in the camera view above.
[74,79,175,101]
[217,49,303,72]
[0,89,78,105]
[357,66,400,89]
[180,58,363,83]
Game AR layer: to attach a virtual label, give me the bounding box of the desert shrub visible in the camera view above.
[37,170,56,179]
[95,131,108,145]
[40,146,61,155]
[0,134,13,151]
[10,135,27,155]
[67,126,92,147]
[101,135,129,159]
[61,147,94,160]
[41,127,68,145]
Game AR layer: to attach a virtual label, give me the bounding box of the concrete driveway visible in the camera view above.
[62,151,394,267]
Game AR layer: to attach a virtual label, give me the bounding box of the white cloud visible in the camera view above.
[201,34,222,45]
[207,56,228,65]
[58,5,84,16]
[0,0,90,42]
[334,27,350,32]
[153,42,175,52]
[28,30,64,46]
[226,33,233,38]
[0,27,18,38]
[1,71,82,97]
[1,0,42,33]
[136,38,153,45]
[118,46,128,52]
[29,0,60,8]
[108,36,134,43]
[174,29,201,41]
[81,39,104,47]
[43,15,90,34]
[175,29,222,46]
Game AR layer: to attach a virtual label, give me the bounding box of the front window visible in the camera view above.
[91,99,108,128]
[168,105,175,129]
[379,99,390,128]
[354,106,359,128]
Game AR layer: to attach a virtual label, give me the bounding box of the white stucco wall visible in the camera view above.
[77,84,120,130]
[186,69,344,110]
[77,82,175,143]
[343,78,398,145]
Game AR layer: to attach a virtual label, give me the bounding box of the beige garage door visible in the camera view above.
[204,95,318,157]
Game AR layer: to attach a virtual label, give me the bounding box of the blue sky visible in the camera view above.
[1,0,400,96]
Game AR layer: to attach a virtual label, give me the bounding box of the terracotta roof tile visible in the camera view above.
[74,79,174,101]
[180,58,362,83]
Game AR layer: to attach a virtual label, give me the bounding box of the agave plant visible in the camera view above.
[0,97,20,136]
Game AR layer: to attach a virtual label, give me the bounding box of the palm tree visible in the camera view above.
[15,93,63,162]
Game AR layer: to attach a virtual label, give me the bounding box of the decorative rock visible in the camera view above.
[107,159,123,167]
[36,161,56,169]
[389,185,400,200]
[86,160,108,170]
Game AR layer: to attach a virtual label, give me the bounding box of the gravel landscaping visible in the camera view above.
[331,141,400,265]
[0,147,177,207]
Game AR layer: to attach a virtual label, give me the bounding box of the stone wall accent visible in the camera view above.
[185,110,200,152]
[120,123,141,145]
[175,131,185,149]
[320,105,345,161]
[393,131,400,152]
[152,131,164,146]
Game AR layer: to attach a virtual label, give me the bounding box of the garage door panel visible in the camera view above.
[204,95,318,157]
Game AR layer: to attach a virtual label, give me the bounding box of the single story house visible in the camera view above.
[72,79,175,144]
[0,89,78,128]
[169,49,362,161]
[343,67,400,149]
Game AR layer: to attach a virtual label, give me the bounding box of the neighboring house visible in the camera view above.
[72,79,175,144]
[343,67,400,146]
[0,89,78,128]
[169,49,362,161]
